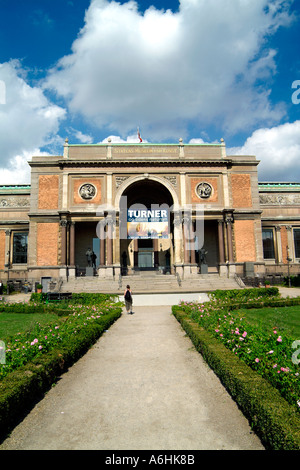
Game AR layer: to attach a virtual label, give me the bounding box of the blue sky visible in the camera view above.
[0,0,299,183]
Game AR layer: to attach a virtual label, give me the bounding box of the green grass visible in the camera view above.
[0,312,59,340]
[237,305,300,339]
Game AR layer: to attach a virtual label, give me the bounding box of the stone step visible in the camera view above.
[60,273,241,293]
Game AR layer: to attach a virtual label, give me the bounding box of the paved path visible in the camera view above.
[0,306,264,450]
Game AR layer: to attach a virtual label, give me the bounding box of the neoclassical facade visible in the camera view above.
[0,139,299,285]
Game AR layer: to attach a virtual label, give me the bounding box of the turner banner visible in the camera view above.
[127,208,169,239]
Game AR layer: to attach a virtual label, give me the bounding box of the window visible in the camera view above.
[294,229,300,259]
[12,232,28,264]
[262,228,275,259]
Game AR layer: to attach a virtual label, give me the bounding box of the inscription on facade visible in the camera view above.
[113,147,178,154]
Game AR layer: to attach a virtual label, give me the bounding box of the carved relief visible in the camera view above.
[163,175,177,188]
[196,182,213,199]
[79,183,97,200]
[259,194,300,205]
[115,176,130,188]
[0,197,30,207]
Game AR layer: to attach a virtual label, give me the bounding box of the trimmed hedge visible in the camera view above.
[172,307,300,450]
[0,308,121,441]
[30,292,117,304]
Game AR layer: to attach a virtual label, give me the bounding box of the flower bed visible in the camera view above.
[172,288,300,449]
[0,296,123,440]
[175,293,300,411]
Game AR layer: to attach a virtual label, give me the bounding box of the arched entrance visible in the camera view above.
[119,178,174,274]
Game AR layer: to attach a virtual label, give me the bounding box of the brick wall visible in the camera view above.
[234,220,256,262]
[38,175,59,210]
[231,174,252,208]
[36,223,59,266]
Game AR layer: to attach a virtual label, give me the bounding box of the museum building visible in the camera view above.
[0,138,299,288]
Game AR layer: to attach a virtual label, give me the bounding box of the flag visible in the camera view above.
[137,127,142,142]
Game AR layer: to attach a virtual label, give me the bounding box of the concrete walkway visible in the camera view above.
[0,305,264,450]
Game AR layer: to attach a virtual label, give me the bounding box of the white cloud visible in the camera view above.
[0,149,50,185]
[101,133,148,143]
[0,60,66,178]
[44,0,294,141]
[228,121,300,181]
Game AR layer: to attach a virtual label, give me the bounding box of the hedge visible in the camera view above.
[0,308,121,441]
[172,307,300,450]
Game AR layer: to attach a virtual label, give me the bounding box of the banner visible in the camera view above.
[127,208,169,239]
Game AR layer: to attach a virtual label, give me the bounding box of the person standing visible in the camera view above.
[124,284,133,314]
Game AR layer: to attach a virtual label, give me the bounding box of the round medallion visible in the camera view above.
[196,182,213,199]
[79,183,97,200]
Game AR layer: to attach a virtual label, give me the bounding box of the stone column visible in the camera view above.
[68,222,76,278]
[69,222,75,266]
[4,229,11,267]
[173,212,182,265]
[182,213,192,278]
[275,225,282,263]
[100,236,105,266]
[190,220,196,264]
[183,214,191,265]
[106,218,113,266]
[224,212,235,276]
[218,220,225,264]
[60,220,67,266]
[286,225,294,261]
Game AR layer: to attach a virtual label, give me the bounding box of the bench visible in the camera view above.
[46,292,73,303]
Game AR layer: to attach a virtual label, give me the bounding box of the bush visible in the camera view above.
[172,308,300,450]
[0,300,122,440]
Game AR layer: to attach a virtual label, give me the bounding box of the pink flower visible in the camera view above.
[242,331,247,338]
[255,358,260,363]
[277,336,282,343]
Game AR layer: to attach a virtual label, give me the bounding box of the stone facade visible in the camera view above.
[0,140,299,285]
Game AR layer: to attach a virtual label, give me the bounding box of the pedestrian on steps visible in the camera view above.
[124,284,133,314]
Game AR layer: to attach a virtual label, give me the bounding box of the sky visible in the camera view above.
[0,0,300,184]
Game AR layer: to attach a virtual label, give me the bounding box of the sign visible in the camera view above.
[127,208,169,239]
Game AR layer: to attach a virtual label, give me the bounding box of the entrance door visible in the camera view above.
[138,249,154,268]
[138,239,154,269]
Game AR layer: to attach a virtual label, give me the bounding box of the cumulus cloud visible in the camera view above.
[44,0,294,141]
[0,149,50,185]
[228,121,300,182]
[0,60,66,180]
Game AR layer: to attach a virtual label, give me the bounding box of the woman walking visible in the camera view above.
[124,284,133,314]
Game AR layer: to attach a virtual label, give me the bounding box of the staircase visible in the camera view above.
[60,271,242,294]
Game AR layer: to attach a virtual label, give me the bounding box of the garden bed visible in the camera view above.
[0,295,122,440]
[172,288,300,450]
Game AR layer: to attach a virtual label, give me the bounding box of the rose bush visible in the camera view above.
[178,297,300,412]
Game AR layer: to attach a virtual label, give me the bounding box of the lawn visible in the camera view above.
[237,305,300,339]
[0,312,60,341]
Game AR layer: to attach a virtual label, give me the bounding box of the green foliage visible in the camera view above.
[0,298,122,440]
[172,309,300,450]
[209,286,280,301]
[284,275,300,287]
[172,287,300,449]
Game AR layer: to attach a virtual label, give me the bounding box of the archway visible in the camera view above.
[119,178,175,273]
